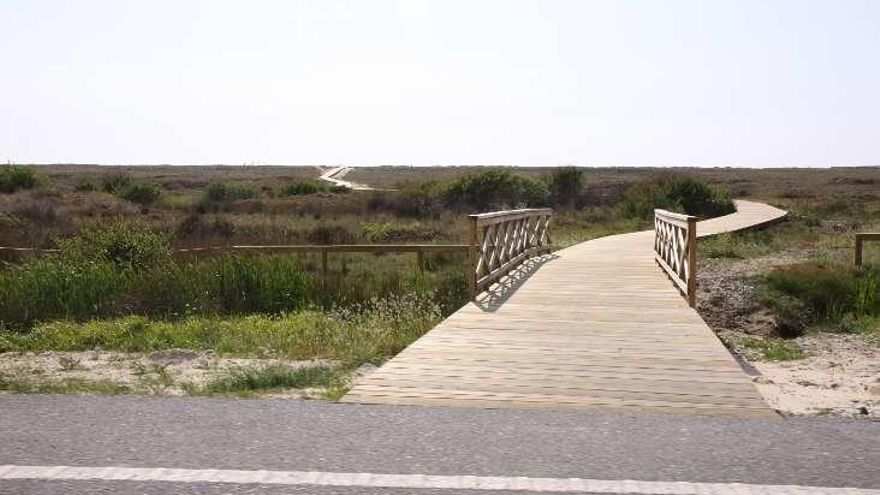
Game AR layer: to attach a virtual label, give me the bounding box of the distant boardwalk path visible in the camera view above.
[344,200,788,419]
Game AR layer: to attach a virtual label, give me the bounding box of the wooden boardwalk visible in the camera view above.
[344,201,788,419]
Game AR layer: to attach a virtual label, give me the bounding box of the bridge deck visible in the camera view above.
[343,201,788,419]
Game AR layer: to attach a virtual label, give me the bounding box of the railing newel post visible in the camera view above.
[687,216,697,307]
[467,215,479,300]
[416,249,425,272]
[855,234,863,267]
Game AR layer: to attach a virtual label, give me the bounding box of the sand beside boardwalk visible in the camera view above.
[752,334,880,418]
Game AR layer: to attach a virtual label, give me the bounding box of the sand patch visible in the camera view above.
[0,350,338,397]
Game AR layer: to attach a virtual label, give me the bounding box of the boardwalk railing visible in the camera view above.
[0,244,469,276]
[177,244,470,276]
[654,209,697,307]
[855,233,880,266]
[468,208,553,298]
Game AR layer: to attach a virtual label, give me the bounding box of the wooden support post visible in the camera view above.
[687,216,697,307]
[467,215,478,300]
[321,250,328,278]
[416,250,425,271]
[855,234,864,267]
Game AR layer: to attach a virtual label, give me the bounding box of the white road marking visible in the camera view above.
[0,465,877,494]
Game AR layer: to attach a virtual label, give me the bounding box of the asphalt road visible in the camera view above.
[0,394,878,494]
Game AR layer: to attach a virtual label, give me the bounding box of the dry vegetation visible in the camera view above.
[0,163,878,412]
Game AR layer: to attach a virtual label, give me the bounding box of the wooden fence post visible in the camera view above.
[321,249,329,279]
[416,250,425,271]
[687,216,697,307]
[855,234,864,267]
[467,215,478,300]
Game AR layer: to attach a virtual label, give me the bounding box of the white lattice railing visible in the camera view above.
[654,209,697,307]
[467,208,553,298]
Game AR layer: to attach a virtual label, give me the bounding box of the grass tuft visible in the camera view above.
[194,364,342,396]
[739,337,807,361]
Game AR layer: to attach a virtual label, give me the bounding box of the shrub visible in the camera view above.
[546,167,584,207]
[0,166,39,193]
[0,258,129,329]
[59,224,171,271]
[203,181,259,203]
[443,169,549,211]
[759,262,880,333]
[279,180,325,196]
[120,181,163,205]
[101,175,132,194]
[618,176,735,219]
[74,177,97,192]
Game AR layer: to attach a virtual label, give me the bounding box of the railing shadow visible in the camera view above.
[472,253,560,313]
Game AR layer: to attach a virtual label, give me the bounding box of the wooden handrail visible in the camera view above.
[470,208,554,227]
[467,208,553,298]
[855,233,880,266]
[175,244,470,254]
[0,243,470,276]
[654,209,697,307]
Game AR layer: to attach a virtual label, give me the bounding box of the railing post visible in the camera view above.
[416,249,425,272]
[687,216,697,307]
[855,234,863,267]
[321,249,329,279]
[467,215,478,300]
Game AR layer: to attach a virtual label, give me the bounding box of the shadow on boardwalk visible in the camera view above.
[473,253,559,312]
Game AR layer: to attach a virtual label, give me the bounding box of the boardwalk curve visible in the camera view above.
[344,200,788,419]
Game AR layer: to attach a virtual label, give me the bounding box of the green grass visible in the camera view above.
[0,375,133,395]
[550,208,648,250]
[758,263,880,335]
[192,364,344,396]
[0,166,39,193]
[739,337,807,361]
[0,293,442,365]
[0,229,466,329]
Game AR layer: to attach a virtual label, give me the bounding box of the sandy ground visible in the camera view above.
[752,334,880,417]
[0,350,338,398]
[698,252,880,419]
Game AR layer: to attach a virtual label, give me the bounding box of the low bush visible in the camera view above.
[618,176,735,219]
[120,181,163,205]
[203,181,259,203]
[59,224,171,271]
[546,166,584,207]
[279,180,325,196]
[0,166,39,193]
[443,169,549,210]
[758,262,880,334]
[74,177,97,192]
[101,175,132,195]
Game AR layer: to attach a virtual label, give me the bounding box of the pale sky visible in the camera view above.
[2,0,879,167]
